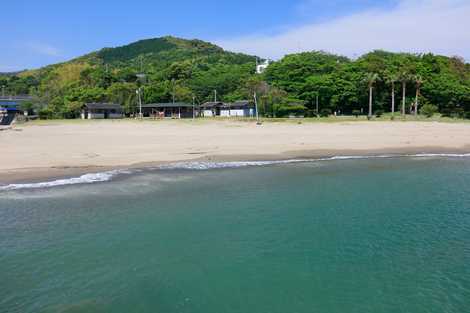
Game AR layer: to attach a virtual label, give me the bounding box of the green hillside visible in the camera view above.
[1,36,470,119]
[0,36,258,118]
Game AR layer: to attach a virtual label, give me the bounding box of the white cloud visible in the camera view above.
[25,42,61,57]
[216,0,470,60]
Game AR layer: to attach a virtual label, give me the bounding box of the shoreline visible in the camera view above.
[3,120,470,185]
[2,146,470,185]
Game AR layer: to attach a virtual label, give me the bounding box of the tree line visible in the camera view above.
[262,50,470,118]
[1,40,469,119]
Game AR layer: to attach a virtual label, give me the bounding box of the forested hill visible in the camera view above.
[1,36,470,119]
[0,36,259,118]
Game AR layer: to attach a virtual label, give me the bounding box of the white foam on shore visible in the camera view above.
[157,159,307,170]
[410,153,470,158]
[1,153,469,191]
[0,170,124,191]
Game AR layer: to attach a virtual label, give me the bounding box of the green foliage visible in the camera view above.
[375,110,384,117]
[266,50,470,117]
[38,107,54,119]
[62,101,82,119]
[352,109,361,117]
[2,37,470,119]
[420,103,439,118]
[20,101,34,113]
[273,103,306,117]
[320,108,332,117]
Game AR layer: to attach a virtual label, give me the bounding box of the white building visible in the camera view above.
[256,59,271,74]
[200,101,256,118]
[220,101,256,117]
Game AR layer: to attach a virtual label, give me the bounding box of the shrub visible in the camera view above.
[420,103,438,118]
[306,110,318,118]
[20,101,34,114]
[320,108,332,117]
[273,104,306,117]
[454,108,465,118]
[375,110,384,118]
[442,108,465,118]
[61,101,83,119]
[441,108,452,118]
[38,108,54,120]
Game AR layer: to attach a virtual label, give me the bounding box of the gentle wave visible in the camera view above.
[0,170,125,191]
[158,159,307,170]
[1,153,470,191]
[411,153,470,158]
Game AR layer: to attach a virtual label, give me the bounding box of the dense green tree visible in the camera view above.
[2,37,470,119]
[108,82,138,114]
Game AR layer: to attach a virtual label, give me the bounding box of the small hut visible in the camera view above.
[81,103,123,119]
[221,100,256,117]
[200,102,225,117]
[142,103,195,119]
[0,98,23,125]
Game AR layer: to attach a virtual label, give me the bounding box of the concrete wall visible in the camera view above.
[84,113,123,119]
[88,113,105,119]
[230,109,245,117]
[222,109,254,117]
[203,108,254,118]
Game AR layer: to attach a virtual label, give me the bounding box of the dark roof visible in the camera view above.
[200,101,225,108]
[84,103,122,110]
[0,96,32,101]
[142,102,193,108]
[224,100,254,108]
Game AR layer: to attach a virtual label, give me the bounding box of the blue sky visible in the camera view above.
[1,0,469,72]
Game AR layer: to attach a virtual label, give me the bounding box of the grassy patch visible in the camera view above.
[18,114,470,127]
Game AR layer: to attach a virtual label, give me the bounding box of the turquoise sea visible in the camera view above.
[1,156,470,313]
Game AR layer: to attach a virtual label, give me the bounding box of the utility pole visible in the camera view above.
[214,90,217,103]
[254,91,260,125]
[1,85,5,98]
[316,94,319,116]
[136,88,142,119]
[172,79,176,104]
[192,96,196,120]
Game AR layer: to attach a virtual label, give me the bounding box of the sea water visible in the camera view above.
[1,156,470,313]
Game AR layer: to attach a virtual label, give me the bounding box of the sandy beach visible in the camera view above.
[1,119,470,183]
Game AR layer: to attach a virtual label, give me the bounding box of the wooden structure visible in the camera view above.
[142,103,195,119]
[200,102,225,117]
[81,103,123,119]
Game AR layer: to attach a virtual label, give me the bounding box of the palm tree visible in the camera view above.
[364,73,379,120]
[414,75,424,116]
[398,71,411,117]
[385,71,399,120]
